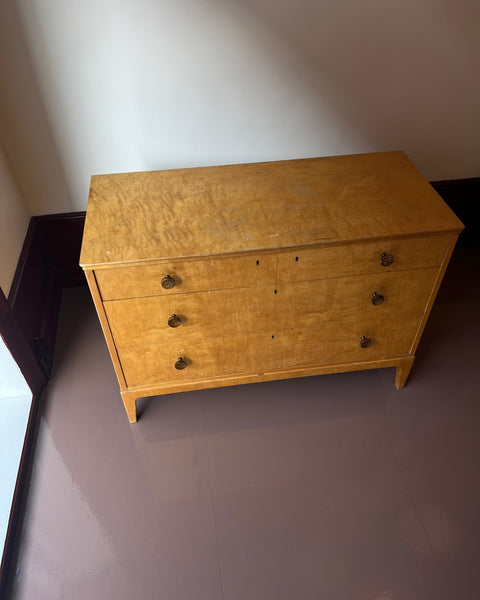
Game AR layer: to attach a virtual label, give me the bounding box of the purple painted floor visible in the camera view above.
[7,247,480,600]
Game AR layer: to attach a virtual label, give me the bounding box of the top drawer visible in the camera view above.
[277,234,451,283]
[95,253,276,300]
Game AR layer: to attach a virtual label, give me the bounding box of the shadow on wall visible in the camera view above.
[240,0,480,178]
[2,0,479,214]
[0,0,73,216]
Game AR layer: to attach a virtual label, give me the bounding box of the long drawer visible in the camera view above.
[105,267,438,349]
[119,316,421,387]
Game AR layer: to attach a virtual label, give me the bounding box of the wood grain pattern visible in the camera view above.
[105,285,277,347]
[84,271,127,390]
[80,152,463,267]
[95,253,275,301]
[117,316,421,387]
[275,267,437,331]
[80,152,464,422]
[104,268,438,350]
[277,234,450,283]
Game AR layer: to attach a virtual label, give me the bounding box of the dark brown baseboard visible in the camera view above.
[7,212,86,379]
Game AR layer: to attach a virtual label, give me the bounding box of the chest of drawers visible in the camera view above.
[80,152,463,423]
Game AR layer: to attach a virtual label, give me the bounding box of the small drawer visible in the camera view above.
[277,234,451,283]
[95,253,276,300]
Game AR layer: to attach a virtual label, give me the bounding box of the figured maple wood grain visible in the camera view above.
[95,253,275,301]
[118,316,421,387]
[80,152,463,267]
[80,152,464,422]
[104,268,437,349]
[84,270,127,390]
[277,234,450,283]
[104,286,277,347]
[275,267,438,331]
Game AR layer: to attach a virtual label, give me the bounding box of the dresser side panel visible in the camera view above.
[84,269,127,390]
[408,233,459,356]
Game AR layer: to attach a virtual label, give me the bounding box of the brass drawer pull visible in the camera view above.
[360,336,371,348]
[168,314,182,328]
[161,274,176,289]
[175,357,187,370]
[371,291,384,305]
[380,252,394,267]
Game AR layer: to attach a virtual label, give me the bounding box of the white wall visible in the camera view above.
[0,142,30,296]
[0,0,73,216]
[4,0,480,214]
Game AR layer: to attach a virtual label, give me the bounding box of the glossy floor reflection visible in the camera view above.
[7,247,480,599]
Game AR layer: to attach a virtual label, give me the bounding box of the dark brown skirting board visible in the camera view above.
[7,212,87,379]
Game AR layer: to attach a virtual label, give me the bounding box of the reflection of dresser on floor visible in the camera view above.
[80,151,464,423]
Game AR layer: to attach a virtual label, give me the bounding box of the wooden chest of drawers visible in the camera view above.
[80,152,463,423]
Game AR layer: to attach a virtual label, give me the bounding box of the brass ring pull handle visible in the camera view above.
[168,314,182,328]
[371,291,384,306]
[161,274,176,289]
[360,336,371,348]
[175,357,187,370]
[380,252,394,267]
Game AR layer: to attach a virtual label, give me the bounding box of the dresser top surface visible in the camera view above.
[80,151,463,267]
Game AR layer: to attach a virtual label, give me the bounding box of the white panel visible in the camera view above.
[0,394,31,554]
[0,336,30,399]
[0,338,31,559]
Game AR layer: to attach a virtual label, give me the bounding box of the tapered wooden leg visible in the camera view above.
[121,391,138,423]
[395,357,415,390]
